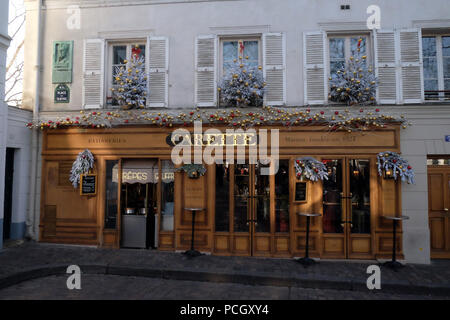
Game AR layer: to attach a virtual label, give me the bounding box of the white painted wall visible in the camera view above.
[0,0,11,248]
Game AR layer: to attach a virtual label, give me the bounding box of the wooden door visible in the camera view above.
[321,157,375,259]
[428,166,450,258]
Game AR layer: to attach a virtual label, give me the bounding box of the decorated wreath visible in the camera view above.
[176,163,207,179]
[69,149,94,188]
[377,151,415,184]
[294,157,329,182]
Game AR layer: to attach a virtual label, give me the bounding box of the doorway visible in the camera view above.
[215,161,290,256]
[3,148,14,241]
[428,158,450,258]
[321,157,374,259]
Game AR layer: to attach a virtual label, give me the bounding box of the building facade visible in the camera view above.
[22,0,450,263]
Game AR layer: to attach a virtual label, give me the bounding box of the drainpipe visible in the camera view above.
[26,0,43,240]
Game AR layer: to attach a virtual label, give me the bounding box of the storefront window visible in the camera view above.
[215,164,230,232]
[161,160,175,231]
[104,160,119,229]
[234,164,250,232]
[275,160,290,232]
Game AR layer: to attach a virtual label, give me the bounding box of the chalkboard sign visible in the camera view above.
[80,174,97,196]
[294,182,307,202]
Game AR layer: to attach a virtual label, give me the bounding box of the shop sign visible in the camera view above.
[445,135,450,142]
[167,132,258,147]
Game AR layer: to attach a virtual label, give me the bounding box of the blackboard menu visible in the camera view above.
[295,182,307,202]
[80,174,97,196]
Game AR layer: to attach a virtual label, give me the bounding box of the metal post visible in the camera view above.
[190,210,196,251]
[305,216,310,259]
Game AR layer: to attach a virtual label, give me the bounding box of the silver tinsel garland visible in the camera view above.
[377,151,415,184]
[294,157,329,182]
[69,149,95,188]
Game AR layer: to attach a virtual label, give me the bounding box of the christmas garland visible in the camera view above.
[377,151,415,184]
[176,164,207,179]
[294,157,329,182]
[69,149,94,188]
[26,106,411,133]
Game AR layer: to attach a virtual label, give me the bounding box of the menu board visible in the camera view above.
[80,174,97,196]
[294,182,307,202]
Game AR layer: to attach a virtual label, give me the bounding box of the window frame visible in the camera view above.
[326,33,373,102]
[106,39,147,108]
[422,33,450,100]
[218,35,262,79]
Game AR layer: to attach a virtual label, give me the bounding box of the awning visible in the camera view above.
[112,160,158,184]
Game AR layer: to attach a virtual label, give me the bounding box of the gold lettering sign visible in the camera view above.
[171,132,257,147]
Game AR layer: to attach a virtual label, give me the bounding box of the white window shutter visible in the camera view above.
[195,35,217,107]
[374,30,398,104]
[303,31,327,105]
[147,36,169,107]
[399,29,424,103]
[83,39,105,109]
[263,33,286,106]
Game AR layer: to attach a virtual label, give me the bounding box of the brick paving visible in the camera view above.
[0,241,449,299]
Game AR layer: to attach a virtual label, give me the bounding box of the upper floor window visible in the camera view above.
[220,38,261,77]
[107,41,146,107]
[328,35,371,79]
[423,35,450,100]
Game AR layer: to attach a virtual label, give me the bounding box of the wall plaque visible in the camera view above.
[80,174,97,196]
[54,84,70,103]
[52,41,73,83]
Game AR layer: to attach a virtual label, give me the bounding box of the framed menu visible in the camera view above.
[80,174,97,196]
[294,181,307,202]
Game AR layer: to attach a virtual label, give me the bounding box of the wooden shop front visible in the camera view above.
[39,125,403,259]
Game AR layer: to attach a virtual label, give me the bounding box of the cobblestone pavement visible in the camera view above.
[0,241,450,299]
[0,274,444,300]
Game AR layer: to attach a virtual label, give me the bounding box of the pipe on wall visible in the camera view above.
[26,0,43,240]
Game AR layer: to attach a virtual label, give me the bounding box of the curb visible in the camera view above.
[0,264,449,297]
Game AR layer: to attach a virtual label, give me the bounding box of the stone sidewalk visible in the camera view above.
[0,241,449,297]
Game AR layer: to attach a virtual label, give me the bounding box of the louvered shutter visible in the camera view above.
[147,36,169,107]
[83,39,105,109]
[195,35,217,107]
[303,31,327,105]
[399,29,424,103]
[263,33,286,106]
[374,30,398,104]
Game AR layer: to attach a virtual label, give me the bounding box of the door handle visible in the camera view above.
[444,208,449,212]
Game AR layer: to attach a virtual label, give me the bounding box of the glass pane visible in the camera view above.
[351,37,366,55]
[443,57,450,78]
[422,37,437,57]
[275,160,289,233]
[349,160,371,234]
[442,36,450,57]
[425,79,438,91]
[255,163,270,233]
[104,160,119,229]
[215,164,230,232]
[113,45,127,64]
[330,60,345,78]
[234,164,250,232]
[161,160,175,231]
[243,41,259,67]
[223,41,238,73]
[329,38,345,59]
[322,159,343,234]
[423,57,438,80]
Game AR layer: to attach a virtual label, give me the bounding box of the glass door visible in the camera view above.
[322,157,373,258]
